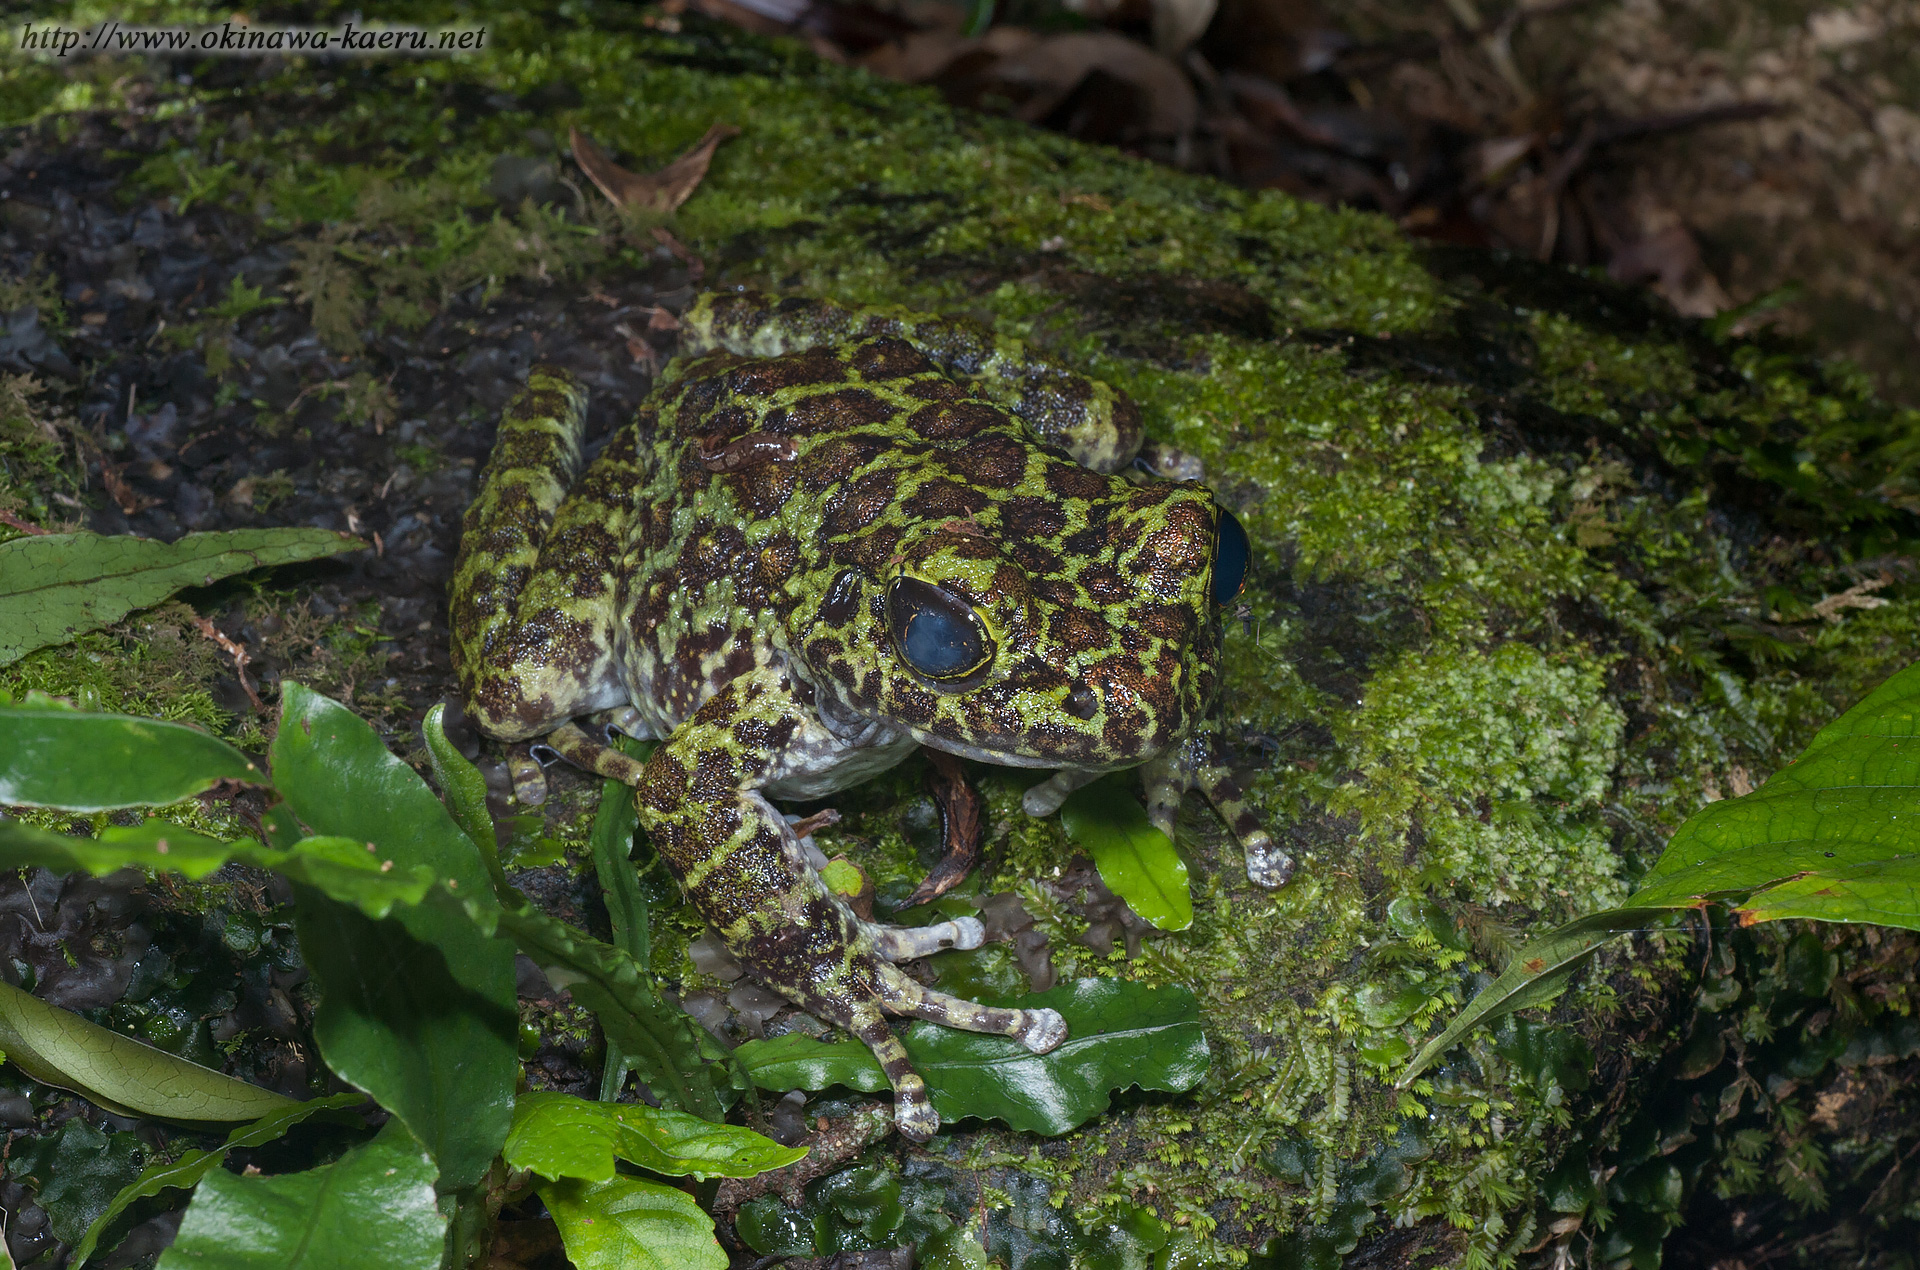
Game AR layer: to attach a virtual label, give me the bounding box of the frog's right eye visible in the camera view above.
[1212,507,1250,606]
[887,577,993,683]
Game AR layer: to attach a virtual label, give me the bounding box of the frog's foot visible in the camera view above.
[1021,769,1104,818]
[844,1003,940,1142]
[868,916,985,962]
[508,744,549,806]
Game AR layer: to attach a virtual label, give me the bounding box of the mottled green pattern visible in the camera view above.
[450,293,1276,1138]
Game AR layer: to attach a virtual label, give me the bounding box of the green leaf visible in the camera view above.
[420,703,496,862]
[1629,660,1920,929]
[0,818,434,920]
[157,1119,445,1270]
[538,1175,728,1270]
[6,1118,145,1245]
[494,903,727,1121]
[0,705,260,810]
[734,978,1210,1135]
[503,1090,805,1182]
[1397,909,1673,1086]
[73,1094,368,1268]
[733,1034,888,1095]
[588,741,653,1101]
[271,683,516,1190]
[1059,779,1192,931]
[0,978,296,1122]
[0,528,360,666]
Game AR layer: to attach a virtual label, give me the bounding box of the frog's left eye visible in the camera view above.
[887,577,993,682]
[1212,507,1250,606]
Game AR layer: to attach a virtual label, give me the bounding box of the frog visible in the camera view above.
[449,291,1288,1140]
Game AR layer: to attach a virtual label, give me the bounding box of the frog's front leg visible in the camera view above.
[625,670,1067,1141]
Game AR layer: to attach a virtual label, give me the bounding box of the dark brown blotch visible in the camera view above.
[851,337,934,380]
[785,387,899,435]
[907,400,1004,441]
[728,348,849,396]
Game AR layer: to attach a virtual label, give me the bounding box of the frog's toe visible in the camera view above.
[945,915,986,950]
[894,1083,939,1142]
[1243,832,1294,889]
[1015,1007,1069,1054]
[869,916,985,962]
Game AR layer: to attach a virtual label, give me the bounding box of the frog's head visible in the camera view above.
[793,472,1249,770]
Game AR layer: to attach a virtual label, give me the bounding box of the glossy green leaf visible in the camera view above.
[1059,779,1192,931]
[0,818,434,919]
[1397,909,1673,1085]
[157,1119,444,1270]
[6,1118,144,1245]
[0,705,260,810]
[271,683,516,1190]
[1629,660,1920,929]
[0,979,295,1122]
[0,528,360,666]
[539,1175,728,1270]
[734,978,1210,1135]
[504,1090,805,1182]
[73,1094,368,1268]
[733,1034,888,1095]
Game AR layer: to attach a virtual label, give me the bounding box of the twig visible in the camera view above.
[189,611,264,711]
[0,509,48,535]
[711,1106,894,1216]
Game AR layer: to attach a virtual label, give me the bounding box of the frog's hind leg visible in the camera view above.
[452,369,642,800]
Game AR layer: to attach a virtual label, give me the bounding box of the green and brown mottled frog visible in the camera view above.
[450,292,1286,1140]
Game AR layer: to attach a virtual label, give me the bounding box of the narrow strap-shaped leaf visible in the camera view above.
[72,1094,368,1268]
[420,704,498,867]
[0,819,435,920]
[0,706,260,811]
[1397,908,1674,1086]
[0,979,296,1122]
[496,903,725,1121]
[589,742,653,1101]
[0,528,360,666]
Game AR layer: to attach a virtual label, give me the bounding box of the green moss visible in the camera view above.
[7,3,1917,1262]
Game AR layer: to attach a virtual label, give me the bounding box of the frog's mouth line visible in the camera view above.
[906,728,1159,773]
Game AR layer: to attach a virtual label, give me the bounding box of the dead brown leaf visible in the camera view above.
[568,123,740,216]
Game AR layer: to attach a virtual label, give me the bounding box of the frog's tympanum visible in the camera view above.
[451,292,1286,1139]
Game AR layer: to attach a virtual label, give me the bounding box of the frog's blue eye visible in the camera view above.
[887,578,991,682]
[1213,508,1250,606]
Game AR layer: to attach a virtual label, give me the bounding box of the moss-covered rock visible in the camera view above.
[3,4,1917,1266]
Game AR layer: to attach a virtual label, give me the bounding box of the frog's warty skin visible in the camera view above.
[449,292,1282,1139]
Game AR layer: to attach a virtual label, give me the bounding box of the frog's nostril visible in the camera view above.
[1065,683,1098,719]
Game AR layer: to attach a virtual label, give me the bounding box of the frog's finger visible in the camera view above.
[868,916,985,962]
[876,969,1067,1055]
[1196,764,1293,888]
